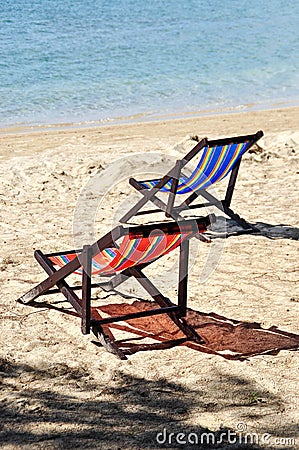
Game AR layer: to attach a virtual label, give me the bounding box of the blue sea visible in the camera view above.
[1,0,299,127]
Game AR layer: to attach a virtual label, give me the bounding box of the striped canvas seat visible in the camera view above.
[49,230,190,276]
[140,140,250,194]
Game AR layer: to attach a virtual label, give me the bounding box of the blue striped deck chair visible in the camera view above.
[120,131,263,232]
[17,216,213,359]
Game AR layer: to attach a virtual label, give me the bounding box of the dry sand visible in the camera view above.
[0,107,298,449]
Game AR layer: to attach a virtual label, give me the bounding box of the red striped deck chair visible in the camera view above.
[17,216,213,359]
[120,131,263,232]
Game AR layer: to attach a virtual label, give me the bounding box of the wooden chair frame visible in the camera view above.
[17,216,213,359]
[120,131,263,231]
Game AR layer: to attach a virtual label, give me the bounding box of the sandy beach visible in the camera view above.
[1,106,298,449]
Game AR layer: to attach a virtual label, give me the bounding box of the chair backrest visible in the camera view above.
[176,139,251,193]
[49,216,212,276]
[139,131,263,194]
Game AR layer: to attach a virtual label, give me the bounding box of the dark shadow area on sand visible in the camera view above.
[205,217,299,240]
[27,299,299,361]
[1,358,298,449]
[91,301,299,360]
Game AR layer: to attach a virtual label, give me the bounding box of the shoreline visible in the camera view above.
[1,102,299,136]
[1,105,298,163]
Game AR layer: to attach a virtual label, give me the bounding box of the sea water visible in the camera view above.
[1,0,299,126]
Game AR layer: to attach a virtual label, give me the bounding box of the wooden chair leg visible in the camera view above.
[165,160,182,217]
[178,239,189,317]
[91,321,128,360]
[17,250,83,316]
[225,159,241,207]
[81,245,92,335]
[17,252,81,305]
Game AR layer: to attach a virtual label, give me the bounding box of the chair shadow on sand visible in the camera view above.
[89,300,299,360]
[254,221,299,240]
[205,217,299,240]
